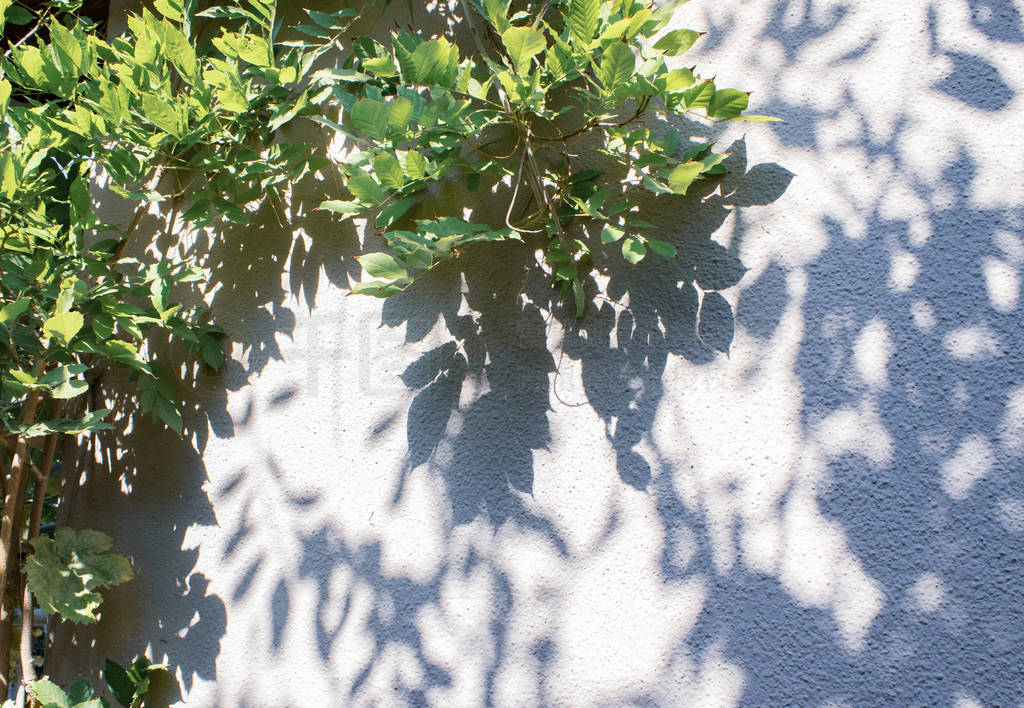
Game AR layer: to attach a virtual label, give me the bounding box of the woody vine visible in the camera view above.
[0,0,774,703]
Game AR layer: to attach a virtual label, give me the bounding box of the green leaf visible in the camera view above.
[663,67,695,92]
[67,676,95,704]
[317,200,364,216]
[375,197,418,228]
[572,278,585,318]
[49,22,83,75]
[105,660,136,708]
[667,162,703,194]
[404,150,428,180]
[142,94,180,137]
[350,281,405,297]
[357,253,409,281]
[346,170,385,204]
[4,3,33,25]
[134,31,158,64]
[601,224,625,242]
[5,410,113,438]
[501,26,546,74]
[392,31,419,82]
[363,56,398,77]
[153,0,183,21]
[566,0,600,45]
[234,35,271,67]
[306,8,355,30]
[412,38,458,86]
[160,25,197,80]
[12,45,48,89]
[200,334,225,369]
[663,129,679,156]
[31,679,70,708]
[622,237,646,264]
[91,313,115,340]
[728,114,782,123]
[0,298,31,327]
[0,151,17,199]
[598,42,635,91]
[483,0,510,31]
[39,364,89,400]
[388,97,413,132]
[309,67,370,84]
[43,312,84,346]
[647,239,677,258]
[653,29,701,56]
[350,98,389,140]
[682,80,715,110]
[707,88,749,119]
[25,528,133,624]
[0,79,10,122]
[372,154,405,191]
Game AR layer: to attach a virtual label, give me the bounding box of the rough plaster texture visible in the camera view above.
[55,0,1024,705]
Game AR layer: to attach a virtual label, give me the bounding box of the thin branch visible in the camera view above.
[111,164,167,262]
[2,12,48,59]
[20,427,58,686]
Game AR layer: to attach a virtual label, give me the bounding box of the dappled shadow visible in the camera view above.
[62,0,1024,704]
[382,139,791,519]
[44,369,225,703]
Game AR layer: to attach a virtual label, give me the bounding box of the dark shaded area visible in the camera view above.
[46,400,226,704]
[1,0,110,49]
[967,0,1024,42]
[737,261,787,340]
[928,4,1016,111]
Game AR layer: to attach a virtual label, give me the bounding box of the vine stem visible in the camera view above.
[19,425,59,687]
[457,0,571,252]
[0,390,43,696]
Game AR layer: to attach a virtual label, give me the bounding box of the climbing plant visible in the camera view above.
[0,0,772,702]
[322,0,775,315]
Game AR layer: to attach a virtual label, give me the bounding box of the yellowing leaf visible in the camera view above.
[42,311,84,346]
[25,528,133,624]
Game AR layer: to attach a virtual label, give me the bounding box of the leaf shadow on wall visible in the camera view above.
[382,140,792,525]
[662,4,1024,704]
[45,383,225,704]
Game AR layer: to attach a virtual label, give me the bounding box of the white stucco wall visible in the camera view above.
[57,0,1024,705]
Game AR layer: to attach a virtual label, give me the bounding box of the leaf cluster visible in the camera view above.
[312,0,775,314]
[23,656,164,708]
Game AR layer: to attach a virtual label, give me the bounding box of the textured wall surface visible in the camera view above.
[58,0,1024,705]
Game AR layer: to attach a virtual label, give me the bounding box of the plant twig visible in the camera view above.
[19,427,58,685]
[0,390,42,695]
